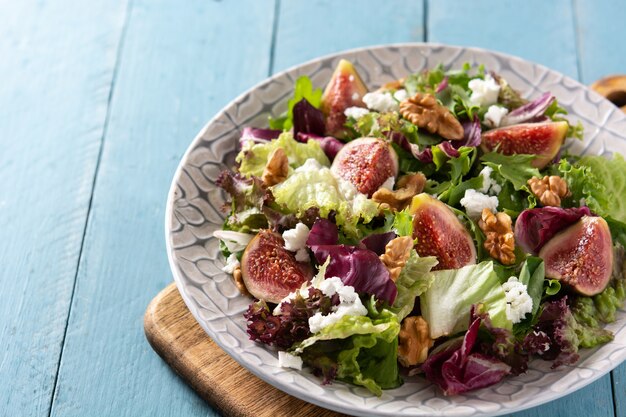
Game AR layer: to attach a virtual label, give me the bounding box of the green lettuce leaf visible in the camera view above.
[236,132,329,178]
[481,153,541,190]
[269,76,323,130]
[298,300,402,396]
[420,261,511,338]
[518,257,545,316]
[270,164,379,238]
[392,208,414,237]
[575,154,626,222]
[392,250,439,320]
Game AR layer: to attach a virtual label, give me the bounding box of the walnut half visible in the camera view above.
[232,265,250,296]
[372,172,426,212]
[262,148,289,187]
[380,236,414,281]
[479,208,516,265]
[527,175,569,207]
[399,93,464,140]
[398,316,434,367]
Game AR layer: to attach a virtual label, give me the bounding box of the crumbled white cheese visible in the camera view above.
[344,106,369,119]
[363,91,398,112]
[380,176,395,191]
[221,253,240,274]
[212,230,255,253]
[478,166,502,195]
[282,223,310,252]
[393,89,409,102]
[468,74,501,107]
[308,277,367,333]
[502,276,533,324]
[277,351,303,370]
[283,223,311,263]
[337,178,359,201]
[484,105,509,128]
[295,158,324,173]
[460,189,499,220]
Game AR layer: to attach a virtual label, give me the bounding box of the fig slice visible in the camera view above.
[241,229,313,303]
[321,59,368,138]
[480,121,568,169]
[409,193,476,270]
[331,137,399,197]
[539,216,613,296]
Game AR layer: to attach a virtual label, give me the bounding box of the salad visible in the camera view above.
[213,59,626,396]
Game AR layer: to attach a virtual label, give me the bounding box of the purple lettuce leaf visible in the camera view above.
[457,115,481,148]
[239,127,282,148]
[216,170,268,212]
[515,206,592,254]
[500,92,555,126]
[436,76,449,93]
[422,314,512,395]
[296,132,344,161]
[438,141,461,158]
[293,98,326,137]
[307,219,397,304]
[389,131,434,163]
[306,218,339,246]
[359,232,398,256]
[522,297,580,368]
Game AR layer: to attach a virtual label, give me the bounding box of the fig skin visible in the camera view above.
[539,216,613,296]
[321,59,368,138]
[331,137,399,197]
[409,193,476,270]
[480,121,568,169]
[241,229,313,303]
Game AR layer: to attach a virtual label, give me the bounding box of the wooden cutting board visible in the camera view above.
[144,283,347,417]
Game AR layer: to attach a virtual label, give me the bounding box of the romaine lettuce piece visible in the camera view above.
[236,132,329,178]
[420,261,511,338]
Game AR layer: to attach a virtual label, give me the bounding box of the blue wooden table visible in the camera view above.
[1,1,625,416]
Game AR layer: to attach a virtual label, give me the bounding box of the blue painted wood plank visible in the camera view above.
[429,1,615,416]
[560,2,626,414]
[574,0,626,84]
[0,1,128,415]
[273,0,424,72]
[428,0,579,80]
[47,1,276,416]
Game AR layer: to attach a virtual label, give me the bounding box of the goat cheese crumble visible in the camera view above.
[478,166,502,195]
[393,89,409,102]
[363,91,398,112]
[308,277,368,333]
[484,105,509,128]
[460,189,499,220]
[277,351,303,370]
[344,106,370,119]
[468,74,501,107]
[502,276,533,324]
[282,223,310,262]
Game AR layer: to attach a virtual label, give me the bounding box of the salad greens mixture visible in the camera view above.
[214,59,626,396]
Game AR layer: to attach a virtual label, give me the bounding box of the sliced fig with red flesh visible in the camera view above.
[321,59,368,138]
[331,137,399,197]
[539,216,613,296]
[480,121,568,169]
[409,193,476,270]
[241,229,313,303]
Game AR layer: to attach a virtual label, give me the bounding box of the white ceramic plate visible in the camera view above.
[165,43,626,416]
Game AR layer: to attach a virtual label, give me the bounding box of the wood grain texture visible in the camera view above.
[428,1,615,416]
[145,283,347,417]
[574,0,626,84]
[48,1,275,416]
[0,1,128,415]
[273,0,424,72]
[428,0,579,79]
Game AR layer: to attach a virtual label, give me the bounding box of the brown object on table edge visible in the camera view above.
[144,283,347,417]
[591,75,626,113]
